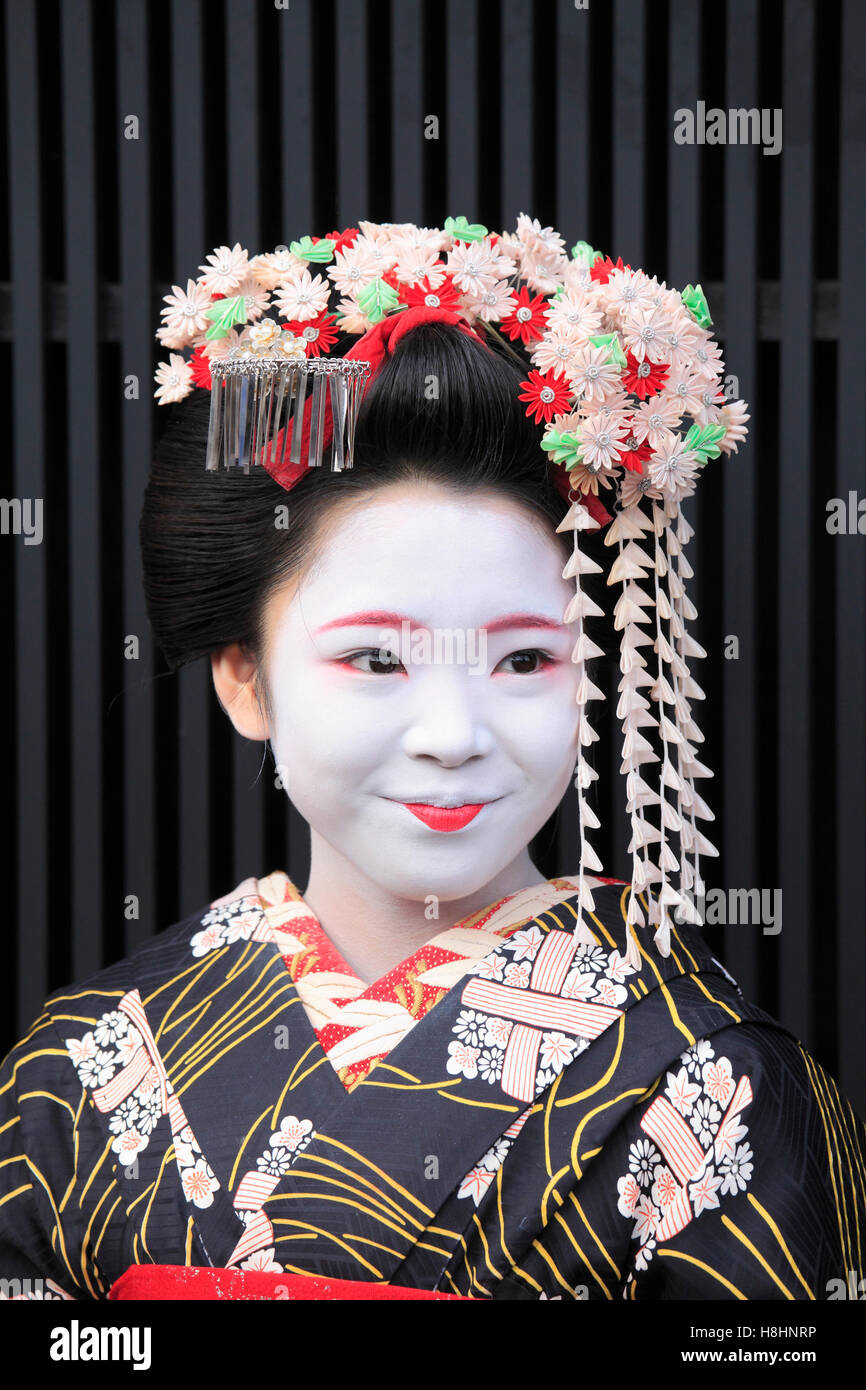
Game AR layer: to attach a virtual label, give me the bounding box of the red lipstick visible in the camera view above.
[402,803,485,831]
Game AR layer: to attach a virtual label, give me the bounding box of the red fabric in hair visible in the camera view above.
[108,1264,472,1301]
[263,306,484,490]
[261,302,612,528]
[549,462,614,527]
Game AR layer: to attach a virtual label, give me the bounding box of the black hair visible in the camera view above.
[140,320,612,703]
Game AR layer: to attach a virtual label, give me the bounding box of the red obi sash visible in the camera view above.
[109,1266,472,1301]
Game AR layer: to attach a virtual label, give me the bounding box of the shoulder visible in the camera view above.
[545,877,848,1087]
[618,1019,866,1298]
[6,872,286,1076]
[0,904,207,1096]
[548,873,759,1006]
[42,903,213,1021]
[1,873,286,1139]
[41,870,294,1022]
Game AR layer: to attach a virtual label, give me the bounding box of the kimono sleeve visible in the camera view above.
[0,1009,106,1300]
[618,1022,866,1301]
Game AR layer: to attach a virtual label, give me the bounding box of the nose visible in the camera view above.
[400,670,495,766]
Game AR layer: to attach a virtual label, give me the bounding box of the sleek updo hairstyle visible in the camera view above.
[140,320,612,710]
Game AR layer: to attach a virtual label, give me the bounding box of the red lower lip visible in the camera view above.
[401,803,486,831]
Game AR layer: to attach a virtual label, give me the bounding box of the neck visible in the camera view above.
[301,834,545,984]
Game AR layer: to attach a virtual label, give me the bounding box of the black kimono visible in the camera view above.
[1,876,863,1300]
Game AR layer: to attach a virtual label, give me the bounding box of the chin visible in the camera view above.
[358,831,531,903]
[366,862,505,903]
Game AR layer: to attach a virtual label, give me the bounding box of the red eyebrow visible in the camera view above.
[313,610,565,635]
[483,613,565,633]
[313,611,426,635]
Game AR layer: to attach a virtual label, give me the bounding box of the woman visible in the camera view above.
[1,219,863,1301]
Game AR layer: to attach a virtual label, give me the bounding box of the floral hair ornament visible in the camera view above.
[154,217,750,965]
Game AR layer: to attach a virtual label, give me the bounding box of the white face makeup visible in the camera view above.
[262,485,582,903]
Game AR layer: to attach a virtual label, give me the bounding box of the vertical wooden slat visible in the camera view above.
[611,0,645,265]
[6,0,47,1028]
[445,0,478,214]
[280,0,314,235]
[778,0,814,1044]
[0,13,12,1031]
[62,1,102,981]
[667,8,708,922]
[391,0,423,220]
[609,0,646,878]
[224,0,265,887]
[335,0,369,228]
[556,0,590,240]
[667,0,700,283]
[721,0,760,999]
[225,0,261,246]
[501,0,532,227]
[668,2,710,937]
[118,0,155,954]
[286,799,312,893]
[171,0,211,918]
[835,0,866,1113]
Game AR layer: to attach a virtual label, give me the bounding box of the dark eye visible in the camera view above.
[343,648,406,675]
[495,649,552,675]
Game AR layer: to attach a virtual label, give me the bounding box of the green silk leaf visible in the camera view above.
[203,294,248,340]
[444,216,489,243]
[356,277,403,323]
[589,332,627,370]
[683,420,727,462]
[571,240,600,266]
[542,428,583,467]
[681,283,713,328]
[290,236,335,263]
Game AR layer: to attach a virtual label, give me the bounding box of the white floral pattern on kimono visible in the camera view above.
[616,1037,754,1281]
[65,990,220,1211]
[448,933,634,1103]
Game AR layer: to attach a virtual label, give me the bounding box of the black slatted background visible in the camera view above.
[1,0,863,1112]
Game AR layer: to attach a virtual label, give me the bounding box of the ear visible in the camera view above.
[210,643,270,741]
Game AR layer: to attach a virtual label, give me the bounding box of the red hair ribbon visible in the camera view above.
[262,303,612,527]
[262,305,482,490]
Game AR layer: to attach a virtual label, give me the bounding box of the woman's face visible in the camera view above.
[261,483,582,901]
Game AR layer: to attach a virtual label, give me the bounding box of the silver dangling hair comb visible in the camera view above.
[205,330,371,476]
